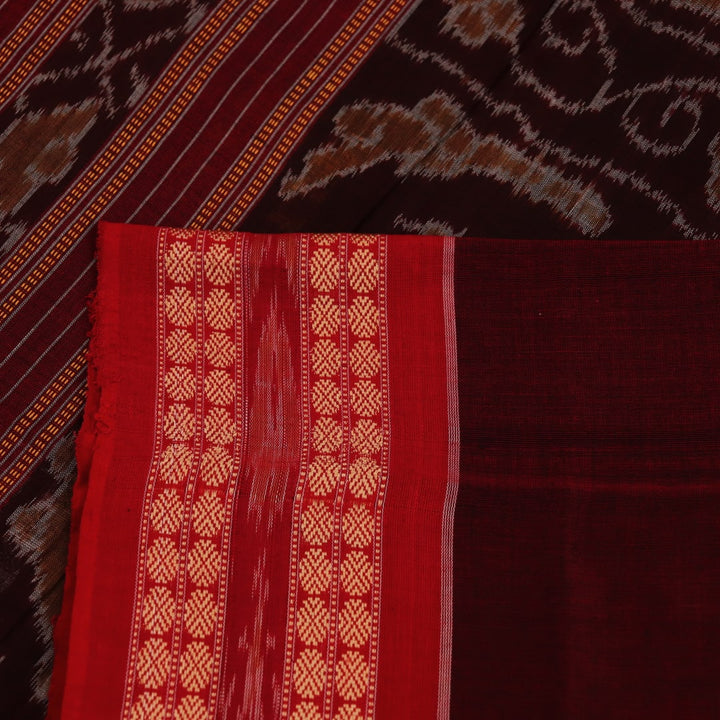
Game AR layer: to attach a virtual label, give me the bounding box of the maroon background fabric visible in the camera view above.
[453,240,720,718]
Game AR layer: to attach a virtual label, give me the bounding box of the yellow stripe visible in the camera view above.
[192,0,407,229]
[0,0,269,310]
[0,345,87,462]
[0,0,90,108]
[0,385,86,501]
[0,0,55,70]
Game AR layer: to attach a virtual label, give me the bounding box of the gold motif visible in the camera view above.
[335,651,368,701]
[311,417,342,454]
[174,694,209,720]
[349,341,380,378]
[342,504,373,548]
[301,501,333,545]
[146,537,179,584]
[348,296,378,338]
[310,247,340,292]
[191,491,224,537]
[311,379,342,415]
[338,599,371,648]
[142,586,176,635]
[136,638,171,690]
[204,332,234,367]
[165,366,195,402]
[296,597,330,646]
[307,455,341,496]
[348,249,378,293]
[310,295,340,337]
[165,287,196,327]
[204,243,234,285]
[185,589,218,639]
[150,489,183,535]
[199,446,233,486]
[179,641,213,692]
[187,539,221,587]
[340,551,372,596]
[349,419,382,455]
[299,547,332,594]
[164,403,194,442]
[347,457,380,499]
[167,329,197,365]
[311,339,341,377]
[204,288,234,330]
[293,649,327,699]
[159,444,193,485]
[204,369,234,406]
[129,692,163,720]
[166,242,194,283]
[203,407,235,445]
[350,380,381,417]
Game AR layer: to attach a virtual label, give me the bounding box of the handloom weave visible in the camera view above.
[1,0,720,717]
[52,221,720,719]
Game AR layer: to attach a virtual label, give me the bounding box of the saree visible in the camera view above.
[50,221,720,718]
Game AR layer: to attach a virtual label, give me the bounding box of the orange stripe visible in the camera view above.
[0,0,269,309]
[0,0,90,108]
[0,384,86,501]
[0,0,56,71]
[0,345,87,462]
[192,0,407,229]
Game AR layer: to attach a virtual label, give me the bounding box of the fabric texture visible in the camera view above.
[51,221,720,720]
[1,0,720,716]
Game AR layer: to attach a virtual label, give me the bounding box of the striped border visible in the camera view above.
[0,0,91,108]
[0,0,267,301]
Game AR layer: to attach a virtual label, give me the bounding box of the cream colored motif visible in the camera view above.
[283,234,387,720]
[122,228,242,720]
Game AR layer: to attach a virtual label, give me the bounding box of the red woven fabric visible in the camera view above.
[51,222,720,718]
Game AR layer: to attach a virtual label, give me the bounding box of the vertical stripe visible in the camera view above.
[437,237,459,720]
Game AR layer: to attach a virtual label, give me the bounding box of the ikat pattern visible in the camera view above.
[283,234,389,720]
[121,228,243,720]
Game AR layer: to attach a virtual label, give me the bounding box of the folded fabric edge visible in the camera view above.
[47,221,121,719]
